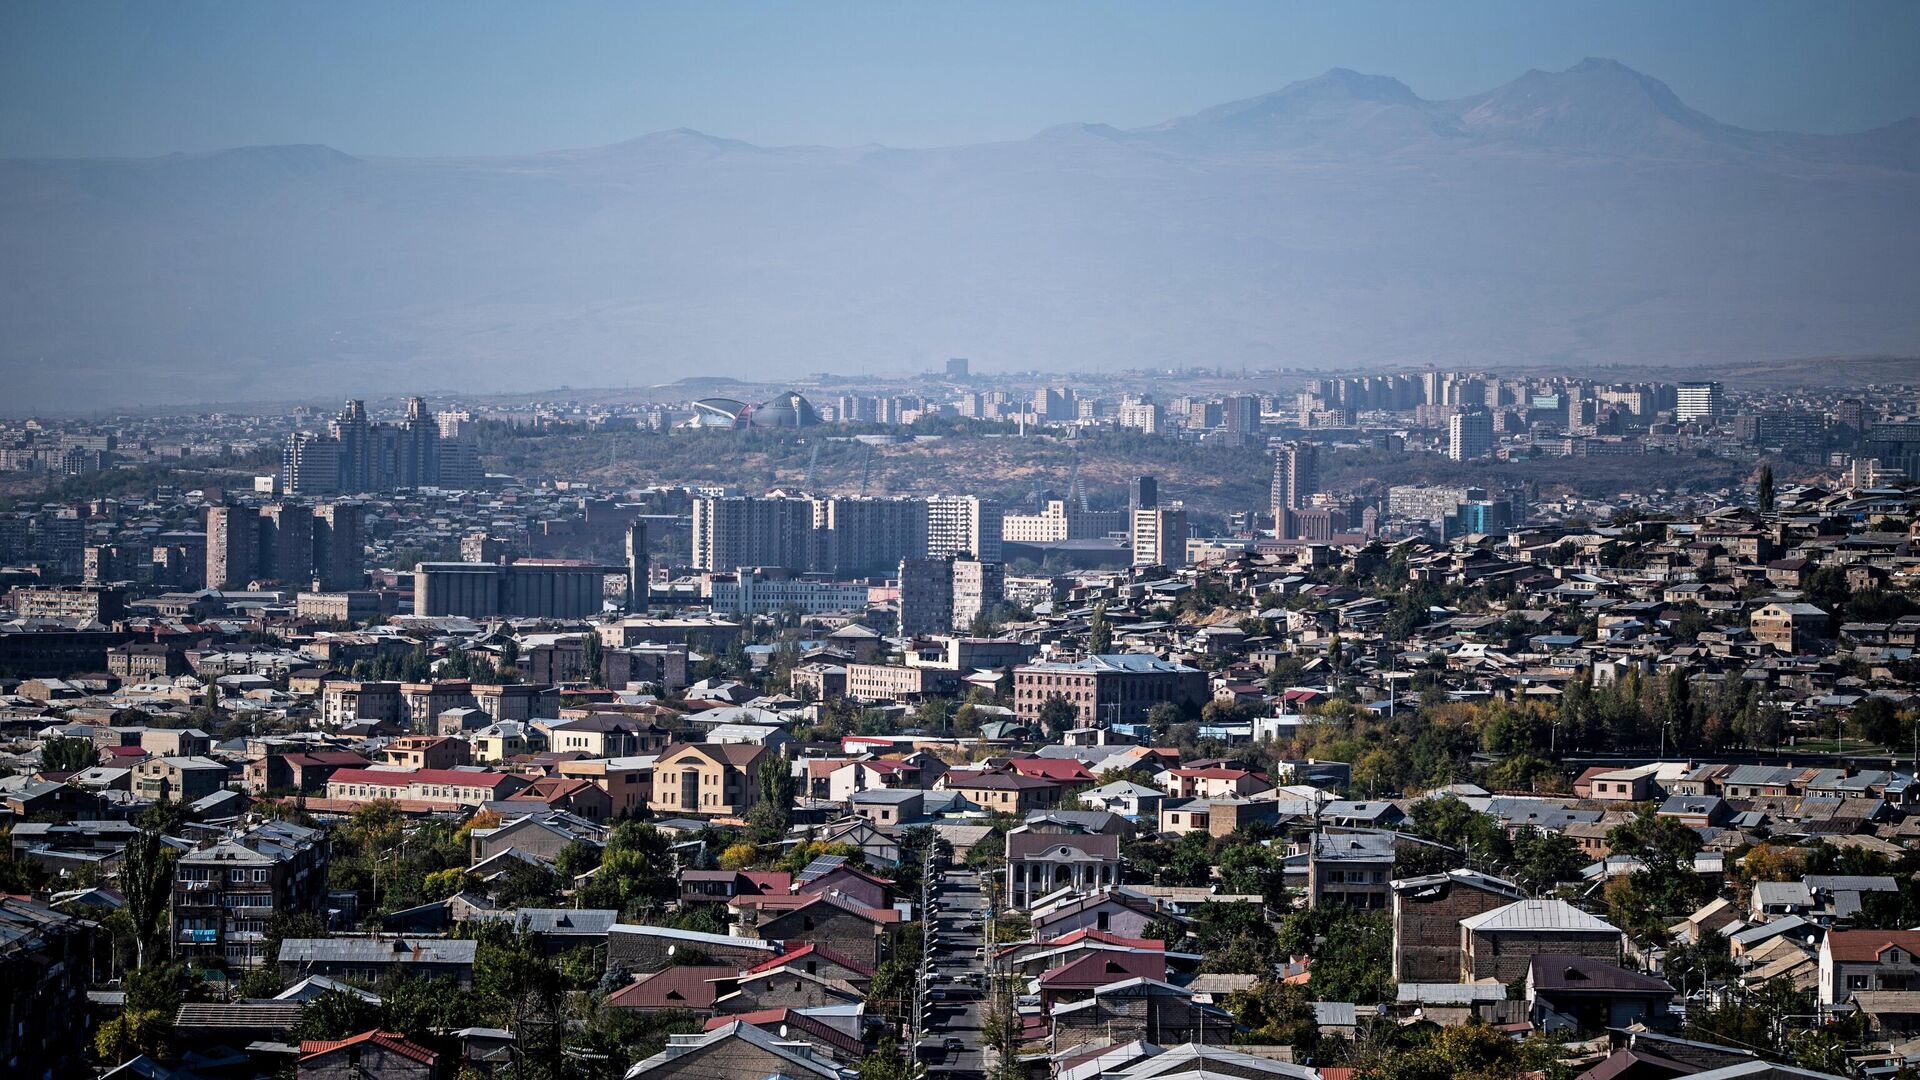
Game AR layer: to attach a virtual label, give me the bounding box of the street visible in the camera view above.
[918,865,991,1079]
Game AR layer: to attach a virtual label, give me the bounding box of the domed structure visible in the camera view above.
[687,397,749,429]
[750,390,821,429]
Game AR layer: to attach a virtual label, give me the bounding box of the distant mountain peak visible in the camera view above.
[1448,56,1728,155]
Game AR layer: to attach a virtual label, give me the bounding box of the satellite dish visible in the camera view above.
[667,944,676,956]
[779,1025,789,1038]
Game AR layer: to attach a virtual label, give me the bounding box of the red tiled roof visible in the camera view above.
[299,1030,439,1067]
[1047,928,1164,950]
[1827,930,1920,962]
[1008,759,1095,782]
[1037,950,1166,989]
[743,942,877,979]
[329,767,520,789]
[605,965,735,1011]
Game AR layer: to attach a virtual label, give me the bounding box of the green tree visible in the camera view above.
[119,802,183,969]
[1087,603,1112,655]
[39,734,97,772]
[1510,831,1585,895]
[1037,695,1079,738]
[581,632,603,686]
[1757,463,1775,513]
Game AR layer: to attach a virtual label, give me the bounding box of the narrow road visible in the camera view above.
[920,865,989,1079]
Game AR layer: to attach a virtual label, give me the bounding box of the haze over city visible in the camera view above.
[3,2,1920,408]
[5,7,1920,1080]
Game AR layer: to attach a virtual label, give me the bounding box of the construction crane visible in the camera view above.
[1065,446,1086,511]
[801,441,822,490]
[858,443,874,497]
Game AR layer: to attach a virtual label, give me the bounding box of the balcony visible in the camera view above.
[178,929,219,944]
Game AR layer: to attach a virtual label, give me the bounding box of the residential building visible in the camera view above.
[173,820,329,969]
[1308,832,1396,909]
[1013,654,1207,727]
[648,742,768,818]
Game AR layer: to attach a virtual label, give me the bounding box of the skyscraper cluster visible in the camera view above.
[283,398,481,495]
[205,502,363,591]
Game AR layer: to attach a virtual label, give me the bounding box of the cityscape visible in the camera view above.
[4,5,1920,1080]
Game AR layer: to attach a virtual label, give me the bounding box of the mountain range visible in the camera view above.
[2,58,1917,408]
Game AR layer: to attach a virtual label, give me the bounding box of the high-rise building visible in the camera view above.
[625,521,648,611]
[331,399,372,492]
[205,505,259,590]
[812,496,928,577]
[946,357,970,378]
[414,561,614,618]
[1034,387,1076,422]
[1224,396,1260,435]
[1131,508,1187,568]
[898,556,955,638]
[1271,442,1320,540]
[691,495,814,571]
[313,502,364,591]
[1675,382,1724,423]
[1128,476,1159,514]
[282,433,341,496]
[927,495,1002,562]
[951,557,1004,632]
[1448,409,1495,461]
[258,504,313,585]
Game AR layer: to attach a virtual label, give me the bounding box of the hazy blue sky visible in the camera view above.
[4,0,1918,158]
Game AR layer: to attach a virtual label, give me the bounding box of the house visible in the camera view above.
[1527,954,1675,1033]
[742,891,902,969]
[716,967,864,1012]
[1817,929,1920,1006]
[605,965,736,1015]
[1391,869,1527,984]
[846,788,920,826]
[246,750,371,794]
[1157,765,1271,801]
[1038,950,1169,1008]
[620,1019,850,1080]
[131,755,230,802]
[1751,602,1831,654]
[325,767,527,808]
[606,923,780,976]
[1460,900,1623,983]
[947,770,1063,814]
[299,1029,441,1080]
[647,742,768,818]
[505,776,614,821]
[696,1009,866,1068]
[1077,780,1165,820]
[1048,977,1232,1055]
[467,812,607,865]
[1006,830,1122,910]
[1029,888,1163,943]
[740,943,876,989]
[172,820,329,969]
[279,937,478,987]
[1307,832,1396,910]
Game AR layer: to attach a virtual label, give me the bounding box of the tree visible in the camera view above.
[719,842,760,870]
[1510,830,1585,895]
[1224,978,1319,1058]
[39,734,97,772]
[1037,695,1079,738]
[119,801,182,969]
[1757,463,1775,513]
[1087,603,1112,655]
[1848,696,1903,747]
[581,632,604,686]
